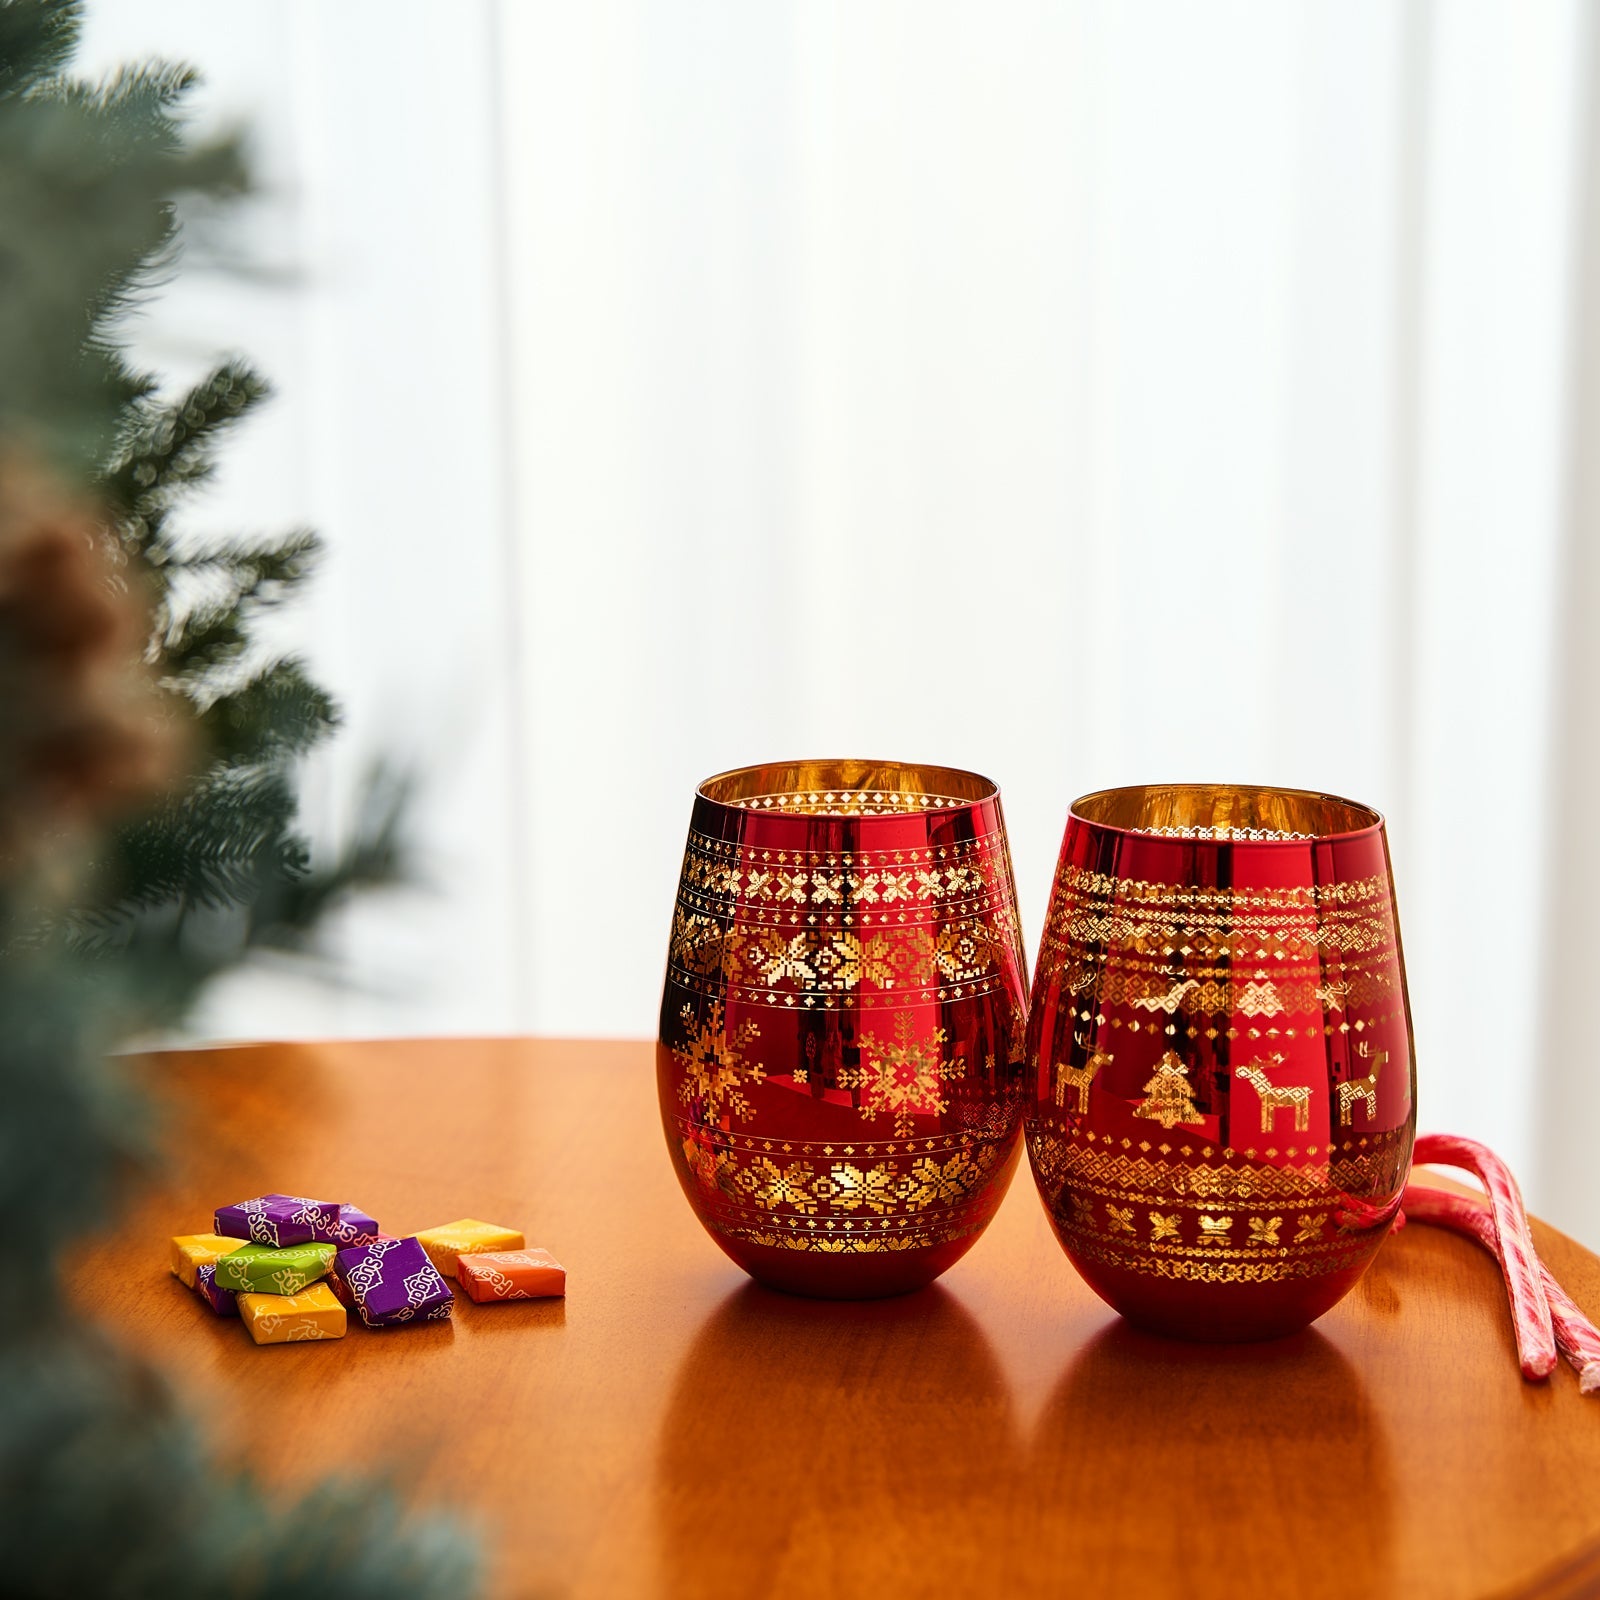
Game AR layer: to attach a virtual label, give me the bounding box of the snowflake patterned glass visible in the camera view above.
[1025,783,1417,1340]
[659,759,1030,1298]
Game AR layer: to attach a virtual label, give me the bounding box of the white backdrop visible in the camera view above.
[79,2,1600,1245]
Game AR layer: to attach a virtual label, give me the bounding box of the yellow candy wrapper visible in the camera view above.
[238,1284,347,1345]
[415,1218,525,1279]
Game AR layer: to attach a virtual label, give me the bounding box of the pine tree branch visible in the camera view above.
[0,0,78,100]
[106,360,267,526]
[157,537,322,683]
[194,658,338,762]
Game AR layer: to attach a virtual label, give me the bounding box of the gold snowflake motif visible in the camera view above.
[842,1016,965,1136]
[1149,1211,1182,1243]
[899,1151,982,1208]
[934,920,992,982]
[1295,1212,1327,1245]
[806,936,858,992]
[814,1163,901,1214]
[744,929,815,988]
[1248,1216,1283,1247]
[672,1002,764,1127]
[1237,971,1285,1018]
[739,1157,818,1214]
[1106,1203,1136,1236]
[775,870,810,904]
[669,910,725,977]
[815,931,898,990]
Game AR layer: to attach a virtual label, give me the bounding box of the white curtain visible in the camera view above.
[79,1,1600,1245]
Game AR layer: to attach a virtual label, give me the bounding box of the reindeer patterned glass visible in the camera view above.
[1026,784,1416,1340]
[659,760,1030,1298]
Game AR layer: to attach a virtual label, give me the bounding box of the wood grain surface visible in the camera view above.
[84,1038,1600,1600]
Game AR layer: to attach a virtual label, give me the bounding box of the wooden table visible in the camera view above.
[93,1038,1600,1600]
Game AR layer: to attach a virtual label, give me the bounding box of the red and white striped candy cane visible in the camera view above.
[1402,1183,1600,1393]
[1411,1133,1558,1381]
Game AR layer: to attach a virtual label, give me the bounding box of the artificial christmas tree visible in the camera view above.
[0,4,473,1592]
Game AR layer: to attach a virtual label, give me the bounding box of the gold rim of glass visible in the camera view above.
[697,758,999,818]
[1070,782,1383,843]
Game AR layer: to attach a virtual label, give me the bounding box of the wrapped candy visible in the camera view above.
[333,1237,453,1328]
[191,1261,238,1317]
[326,1205,381,1248]
[214,1194,341,1249]
[212,1241,334,1295]
[415,1218,525,1279]
[239,1284,347,1345]
[169,1232,244,1289]
[327,1234,398,1306]
[458,1248,566,1303]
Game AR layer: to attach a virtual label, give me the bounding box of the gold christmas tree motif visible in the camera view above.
[843,1015,966,1136]
[672,1001,764,1127]
[1133,1050,1206,1129]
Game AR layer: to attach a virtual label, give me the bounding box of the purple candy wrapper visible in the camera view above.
[333,1236,454,1328]
[326,1204,381,1248]
[192,1262,239,1317]
[215,1194,341,1248]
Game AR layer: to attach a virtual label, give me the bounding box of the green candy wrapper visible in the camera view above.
[212,1240,335,1295]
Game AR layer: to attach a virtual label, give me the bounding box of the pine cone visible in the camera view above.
[0,449,181,873]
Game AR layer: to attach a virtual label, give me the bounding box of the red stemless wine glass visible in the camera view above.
[1025,784,1416,1340]
[659,759,1030,1298]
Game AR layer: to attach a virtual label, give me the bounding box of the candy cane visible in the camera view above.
[1402,1183,1600,1394]
[1411,1133,1558,1381]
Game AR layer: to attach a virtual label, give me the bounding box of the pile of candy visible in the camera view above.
[168,1193,565,1346]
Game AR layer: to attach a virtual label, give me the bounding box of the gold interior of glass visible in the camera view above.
[1072,783,1381,841]
[699,759,997,817]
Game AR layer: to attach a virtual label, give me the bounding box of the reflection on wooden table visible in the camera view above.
[86,1038,1600,1600]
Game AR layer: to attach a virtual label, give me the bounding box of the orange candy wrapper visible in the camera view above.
[457,1248,565,1303]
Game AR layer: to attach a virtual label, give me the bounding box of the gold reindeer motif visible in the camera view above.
[1234,1055,1312,1134]
[1337,1042,1388,1127]
[1315,978,1352,1011]
[1054,1036,1113,1116]
[1130,977,1199,1015]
